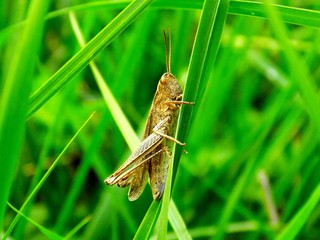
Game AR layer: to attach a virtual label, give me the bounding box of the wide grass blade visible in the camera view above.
[174,0,230,180]
[147,0,231,238]
[0,0,50,230]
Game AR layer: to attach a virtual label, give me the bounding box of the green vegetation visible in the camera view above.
[1,0,320,239]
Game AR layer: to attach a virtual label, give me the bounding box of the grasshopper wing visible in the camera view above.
[104,132,163,186]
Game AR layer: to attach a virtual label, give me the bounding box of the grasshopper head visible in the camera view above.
[159,72,183,101]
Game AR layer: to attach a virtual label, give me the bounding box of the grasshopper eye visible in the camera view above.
[175,95,182,101]
[160,73,169,84]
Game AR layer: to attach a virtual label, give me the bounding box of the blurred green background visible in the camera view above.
[1,0,320,239]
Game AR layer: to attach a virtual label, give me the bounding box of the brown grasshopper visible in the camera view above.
[104,31,193,201]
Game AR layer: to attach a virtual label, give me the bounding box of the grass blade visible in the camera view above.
[27,0,154,118]
[68,11,139,150]
[133,201,161,240]
[229,1,320,28]
[174,0,230,180]
[213,88,294,240]
[64,216,91,240]
[2,1,320,49]
[168,201,192,240]
[3,113,94,238]
[157,0,230,238]
[262,0,320,238]
[0,0,50,230]
[262,0,320,140]
[7,202,63,240]
[276,184,320,240]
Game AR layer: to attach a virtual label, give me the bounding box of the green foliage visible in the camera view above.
[1,0,320,239]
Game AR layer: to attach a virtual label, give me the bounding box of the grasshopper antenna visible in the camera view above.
[163,30,171,74]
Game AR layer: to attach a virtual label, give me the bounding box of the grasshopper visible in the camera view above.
[105,31,193,201]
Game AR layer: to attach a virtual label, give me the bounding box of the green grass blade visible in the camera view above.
[69,8,162,240]
[52,11,141,232]
[276,184,320,240]
[0,0,50,230]
[157,148,174,239]
[133,201,161,240]
[168,201,192,240]
[3,113,94,238]
[54,111,109,231]
[262,0,320,140]
[13,93,67,238]
[27,0,154,118]
[2,1,320,50]
[7,202,63,240]
[174,0,230,185]
[64,216,91,240]
[248,50,290,88]
[262,0,320,238]
[156,0,230,238]
[172,221,260,239]
[213,88,294,240]
[62,1,320,28]
[45,1,320,29]
[68,11,139,150]
[229,1,320,28]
